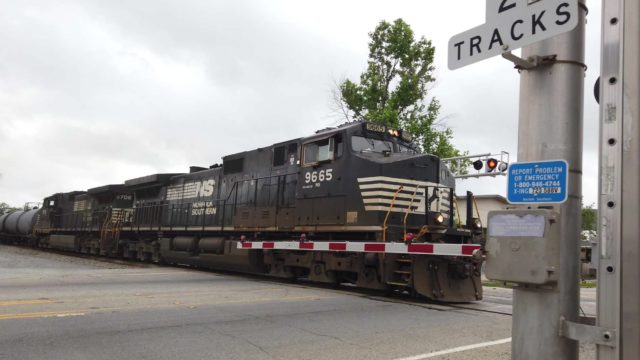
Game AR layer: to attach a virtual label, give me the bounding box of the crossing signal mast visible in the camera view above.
[442,151,510,179]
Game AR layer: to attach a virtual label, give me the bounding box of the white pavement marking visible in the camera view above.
[394,337,512,360]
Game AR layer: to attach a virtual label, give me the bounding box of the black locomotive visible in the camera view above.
[0,121,484,302]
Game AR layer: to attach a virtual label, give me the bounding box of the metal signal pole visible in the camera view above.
[597,0,640,358]
[511,2,586,359]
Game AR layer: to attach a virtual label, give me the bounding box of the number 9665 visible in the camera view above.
[304,169,333,183]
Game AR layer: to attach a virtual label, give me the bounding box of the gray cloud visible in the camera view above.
[0,0,602,207]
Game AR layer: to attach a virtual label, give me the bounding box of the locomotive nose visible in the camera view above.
[375,153,444,180]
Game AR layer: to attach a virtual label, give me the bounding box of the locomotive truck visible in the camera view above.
[0,121,484,302]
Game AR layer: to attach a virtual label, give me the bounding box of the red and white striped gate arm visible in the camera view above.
[238,241,480,257]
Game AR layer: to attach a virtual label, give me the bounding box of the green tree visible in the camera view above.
[581,202,597,241]
[582,203,597,231]
[0,202,20,215]
[338,18,466,160]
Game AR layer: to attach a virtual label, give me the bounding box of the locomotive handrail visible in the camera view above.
[113,217,122,252]
[100,210,111,241]
[49,208,122,233]
[48,179,457,238]
[47,172,301,233]
[472,195,483,229]
[452,196,462,228]
[449,187,455,228]
[185,202,191,231]
[84,171,298,232]
[403,185,421,240]
[382,186,404,242]
[222,171,297,201]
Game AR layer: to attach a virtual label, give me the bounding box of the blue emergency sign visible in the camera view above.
[507,160,568,204]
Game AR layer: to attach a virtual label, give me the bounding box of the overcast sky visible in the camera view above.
[0,0,602,207]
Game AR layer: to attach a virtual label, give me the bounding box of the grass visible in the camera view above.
[580,280,597,288]
[482,280,511,288]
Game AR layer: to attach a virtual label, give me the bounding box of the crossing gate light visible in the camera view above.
[486,158,498,172]
[472,160,483,170]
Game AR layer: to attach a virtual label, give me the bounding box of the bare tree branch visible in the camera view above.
[328,77,352,123]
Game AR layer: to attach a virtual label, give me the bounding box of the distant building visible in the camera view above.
[454,194,508,226]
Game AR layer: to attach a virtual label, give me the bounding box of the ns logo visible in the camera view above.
[194,179,215,197]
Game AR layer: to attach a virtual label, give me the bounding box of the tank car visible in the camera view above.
[1,121,484,302]
[0,208,41,245]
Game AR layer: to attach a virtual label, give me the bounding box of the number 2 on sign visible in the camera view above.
[498,0,516,13]
[305,169,333,184]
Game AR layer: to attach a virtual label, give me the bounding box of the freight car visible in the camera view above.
[0,208,40,245]
[0,121,484,302]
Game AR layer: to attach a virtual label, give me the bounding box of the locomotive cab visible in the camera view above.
[296,121,459,243]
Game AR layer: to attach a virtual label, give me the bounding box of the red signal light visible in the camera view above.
[486,158,498,172]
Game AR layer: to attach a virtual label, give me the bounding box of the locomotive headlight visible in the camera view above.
[433,212,445,225]
[472,218,482,230]
[388,128,399,137]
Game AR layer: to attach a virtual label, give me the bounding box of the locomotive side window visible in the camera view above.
[302,135,344,166]
[303,138,333,165]
[274,143,299,167]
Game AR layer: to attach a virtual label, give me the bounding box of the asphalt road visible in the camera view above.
[0,245,595,360]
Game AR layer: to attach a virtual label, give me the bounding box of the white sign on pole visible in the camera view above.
[448,0,579,70]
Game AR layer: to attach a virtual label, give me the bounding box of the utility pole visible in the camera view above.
[448,1,588,356]
[597,0,640,358]
[510,2,586,359]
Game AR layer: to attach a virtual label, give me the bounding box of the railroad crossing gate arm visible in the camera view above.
[237,241,481,257]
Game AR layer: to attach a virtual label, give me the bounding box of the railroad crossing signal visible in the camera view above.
[486,158,498,172]
[443,151,510,179]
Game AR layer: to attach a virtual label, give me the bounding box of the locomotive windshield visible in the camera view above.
[351,135,418,154]
[398,144,417,154]
[351,136,392,153]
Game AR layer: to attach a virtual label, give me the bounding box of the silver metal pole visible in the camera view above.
[511,2,586,359]
[597,0,640,358]
[619,0,640,357]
